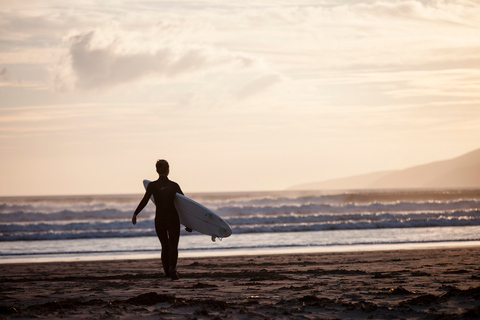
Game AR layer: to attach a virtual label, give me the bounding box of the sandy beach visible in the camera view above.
[1,246,480,319]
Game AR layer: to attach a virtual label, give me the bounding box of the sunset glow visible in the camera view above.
[1,0,480,196]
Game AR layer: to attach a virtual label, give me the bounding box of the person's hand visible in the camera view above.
[132,214,137,225]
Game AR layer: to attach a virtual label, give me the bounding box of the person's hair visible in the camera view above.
[156,159,170,176]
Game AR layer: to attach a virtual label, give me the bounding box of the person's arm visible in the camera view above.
[132,185,152,225]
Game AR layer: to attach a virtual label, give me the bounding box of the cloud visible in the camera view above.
[0,67,10,81]
[60,30,260,90]
[0,12,63,41]
[235,73,284,100]
[226,1,480,68]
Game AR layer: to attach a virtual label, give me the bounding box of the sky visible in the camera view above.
[1,0,480,196]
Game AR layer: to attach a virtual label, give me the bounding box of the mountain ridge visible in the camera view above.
[288,148,480,191]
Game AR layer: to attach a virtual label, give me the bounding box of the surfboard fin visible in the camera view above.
[211,235,223,242]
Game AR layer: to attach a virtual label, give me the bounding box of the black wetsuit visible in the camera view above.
[134,176,183,276]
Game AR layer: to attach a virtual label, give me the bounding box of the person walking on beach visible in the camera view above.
[132,159,184,280]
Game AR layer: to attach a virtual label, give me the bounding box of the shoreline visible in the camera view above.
[1,246,480,319]
[2,240,480,264]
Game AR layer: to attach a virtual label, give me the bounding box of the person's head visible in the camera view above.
[156,159,170,176]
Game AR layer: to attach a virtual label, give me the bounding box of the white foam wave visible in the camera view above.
[1,190,479,242]
[216,200,480,216]
[2,209,479,241]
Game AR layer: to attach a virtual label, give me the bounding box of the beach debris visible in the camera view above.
[377,286,416,295]
[0,306,18,315]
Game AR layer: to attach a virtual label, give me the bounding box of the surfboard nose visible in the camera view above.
[220,226,232,237]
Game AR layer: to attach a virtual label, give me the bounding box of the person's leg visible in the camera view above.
[167,224,181,280]
[168,225,180,270]
[155,221,170,277]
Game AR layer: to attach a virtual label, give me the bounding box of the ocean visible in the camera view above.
[1,188,480,263]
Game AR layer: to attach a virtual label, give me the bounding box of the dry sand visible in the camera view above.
[1,247,480,319]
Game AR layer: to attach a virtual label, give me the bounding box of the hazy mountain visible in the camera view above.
[289,148,480,190]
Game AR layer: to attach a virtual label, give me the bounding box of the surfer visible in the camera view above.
[132,159,184,280]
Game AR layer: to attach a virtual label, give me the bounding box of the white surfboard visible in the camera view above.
[143,180,232,241]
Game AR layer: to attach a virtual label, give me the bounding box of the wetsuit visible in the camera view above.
[134,176,183,276]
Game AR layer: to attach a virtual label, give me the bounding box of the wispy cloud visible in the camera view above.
[236,73,284,100]
[55,30,261,91]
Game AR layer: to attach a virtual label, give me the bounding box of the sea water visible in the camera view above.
[1,189,480,263]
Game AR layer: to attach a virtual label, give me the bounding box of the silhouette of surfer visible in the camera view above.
[132,159,185,280]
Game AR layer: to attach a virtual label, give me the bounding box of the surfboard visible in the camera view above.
[143,180,232,241]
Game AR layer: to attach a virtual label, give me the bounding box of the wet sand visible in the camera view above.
[1,246,480,319]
